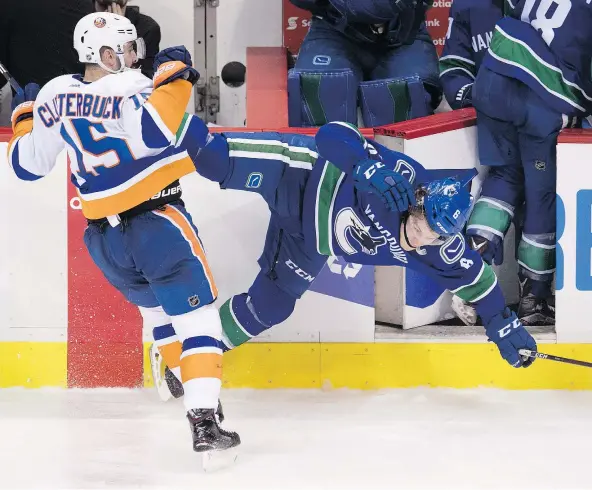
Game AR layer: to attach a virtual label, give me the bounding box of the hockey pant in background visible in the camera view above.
[469,66,566,298]
[84,203,223,410]
[288,18,440,127]
[215,155,328,351]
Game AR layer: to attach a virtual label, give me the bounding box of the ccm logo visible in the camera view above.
[285,260,315,283]
[498,318,521,338]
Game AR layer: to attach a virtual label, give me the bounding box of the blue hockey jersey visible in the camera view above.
[440,0,505,109]
[306,122,505,323]
[289,0,430,47]
[185,115,507,324]
[483,0,592,116]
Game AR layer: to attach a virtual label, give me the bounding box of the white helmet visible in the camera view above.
[73,12,145,74]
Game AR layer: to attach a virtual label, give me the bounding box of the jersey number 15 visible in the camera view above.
[70,118,135,177]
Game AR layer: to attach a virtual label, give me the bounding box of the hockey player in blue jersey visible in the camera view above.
[440,0,506,110]
[466,0,592,325]
[151,118,538,400]
[287,0,441,127]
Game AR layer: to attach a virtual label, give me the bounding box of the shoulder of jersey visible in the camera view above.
[100,70,153,97]
[36,75,83,101]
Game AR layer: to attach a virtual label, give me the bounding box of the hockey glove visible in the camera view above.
[11,82,40,132]
[353,159,416,212]
[153,46,200,88]
[456,83,473,109]
[485,308,537,368]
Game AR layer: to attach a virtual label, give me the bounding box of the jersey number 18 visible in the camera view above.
[520,0,572,45]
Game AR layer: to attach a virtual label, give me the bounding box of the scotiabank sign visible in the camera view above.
[283,0,451,56]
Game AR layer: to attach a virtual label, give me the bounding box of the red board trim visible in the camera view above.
[375,108,477,139]
[558,129,592,144]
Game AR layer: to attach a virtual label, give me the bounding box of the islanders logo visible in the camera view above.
[94,17,107,28]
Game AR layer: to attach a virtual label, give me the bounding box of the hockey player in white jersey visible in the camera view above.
[7,12,240,461]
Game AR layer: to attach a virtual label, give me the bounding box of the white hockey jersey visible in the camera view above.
[7,70,195,219]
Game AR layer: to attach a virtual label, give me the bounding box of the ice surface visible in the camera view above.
[1,388,591,489]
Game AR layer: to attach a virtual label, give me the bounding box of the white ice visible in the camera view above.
[1,388,591,490]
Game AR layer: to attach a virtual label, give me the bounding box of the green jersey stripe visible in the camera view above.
[453,263,498,303]
[315,162,345,256]
[227,139,319,169]
[175,112,191,145]
[489,26,590,112]
[439,55,477,79]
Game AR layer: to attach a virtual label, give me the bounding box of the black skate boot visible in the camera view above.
[187,408,240,470]
[518,278,555,326]
[187,409,239,452]
[164,366,184,399]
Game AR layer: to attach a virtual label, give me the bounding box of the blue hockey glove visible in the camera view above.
[485,308,537,368]
[11,82,40,130]
[153,46,199,88]
[11,82,40,110]
[456,83,473,109]
[353,159,416,212]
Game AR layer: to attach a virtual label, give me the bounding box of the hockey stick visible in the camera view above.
[0,61,22,93]
[519,349,592,368]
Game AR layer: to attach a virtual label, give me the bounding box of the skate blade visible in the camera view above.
[149,344,172,402]
[200,446,239,473]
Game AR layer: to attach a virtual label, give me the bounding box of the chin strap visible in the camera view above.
[402,217,416,250]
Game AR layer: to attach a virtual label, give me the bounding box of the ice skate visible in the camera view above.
[518,293,555,326]
[518,278,555,326]
[149,343,172,402]
[187,408,240,471]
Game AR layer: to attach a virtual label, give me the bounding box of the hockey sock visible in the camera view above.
[152,324,182,381]
[517,232,556,286]
[172,305,223,411]
[219,285,295,351]
[218,294,266,351]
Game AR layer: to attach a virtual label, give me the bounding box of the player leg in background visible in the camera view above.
[361,23,441,126]
[84,206,240,456]
[468,66,524,269]
[471,66,560,325]
[514,89,565,326]
[467,165,525,267]
[288,17,362,126]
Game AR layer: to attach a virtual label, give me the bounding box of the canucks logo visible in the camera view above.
[440,234,465,264]
[334,208,386,255]
[246,172,263,189]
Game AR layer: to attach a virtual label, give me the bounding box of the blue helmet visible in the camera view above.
[421,169,478,237]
